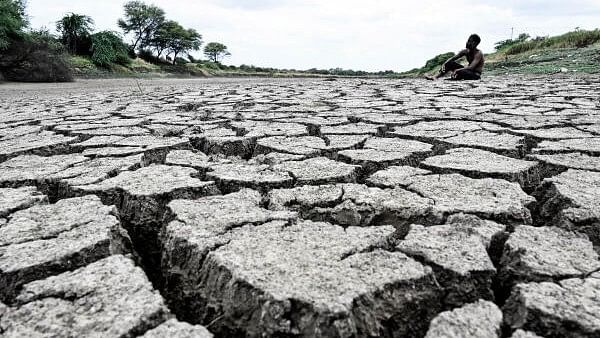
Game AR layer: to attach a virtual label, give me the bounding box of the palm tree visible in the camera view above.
[56,13,94,54]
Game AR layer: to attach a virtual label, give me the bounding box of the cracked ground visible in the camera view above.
[1,76,600,337]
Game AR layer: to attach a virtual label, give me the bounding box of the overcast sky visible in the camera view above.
[27,0,600,72]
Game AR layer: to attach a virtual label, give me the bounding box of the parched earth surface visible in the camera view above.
[1,76,600,337]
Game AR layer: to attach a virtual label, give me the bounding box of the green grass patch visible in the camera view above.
[70,56,95,70]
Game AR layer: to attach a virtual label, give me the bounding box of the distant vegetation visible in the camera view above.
[0,0,72,81]
[404,28,600,76]
[0,0,402,81]
[4,0,599,81]
[501,29,600,55]
[204,42,231,63]
[0,0,231,81]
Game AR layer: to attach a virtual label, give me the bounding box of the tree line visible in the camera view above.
[0,0,231,81]
[59,0,231,66]
[0,0,72,81]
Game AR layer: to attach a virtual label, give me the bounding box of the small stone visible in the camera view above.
[0,255,170,337]
[425,300,503,338]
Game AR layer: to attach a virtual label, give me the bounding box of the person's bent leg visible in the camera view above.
[452,69,481,80]
[433,61,463,79]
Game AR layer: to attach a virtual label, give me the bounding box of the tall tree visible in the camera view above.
[56,13,94,54]
[117,1,165,52]
[148,20,178,58]
[0,0,27,50]
[90,31,131,67]
[203,42,230,62]
[164,23,201,64]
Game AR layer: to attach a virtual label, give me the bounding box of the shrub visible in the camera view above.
[198,61,221,70]
[90,31,131,67]
[0,30,72,82]
[418,52,455,73]
[505,29,600,55]
[174,56,188,65]
[138,48,159,63]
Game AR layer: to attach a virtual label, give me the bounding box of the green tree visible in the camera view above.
[56,13,94,54]
[1,2,72,82]
[203,42,230,62]
[163,22,201,64]
[148,20,179,58]
[90,31,131,67]
[117,0,165,52]
[0,0,27,50]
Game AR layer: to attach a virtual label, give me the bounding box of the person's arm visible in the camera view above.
[463,51,483,70]
[445,49,467,64]
[442,49,467,72]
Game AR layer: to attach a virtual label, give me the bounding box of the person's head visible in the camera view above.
[466,34,481,49]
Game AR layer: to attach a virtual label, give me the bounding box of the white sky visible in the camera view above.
[26,0,600,72]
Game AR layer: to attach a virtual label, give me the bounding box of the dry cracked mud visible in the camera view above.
[1,75,600,337]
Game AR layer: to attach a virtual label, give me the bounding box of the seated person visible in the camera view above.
[430,34,484,80]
